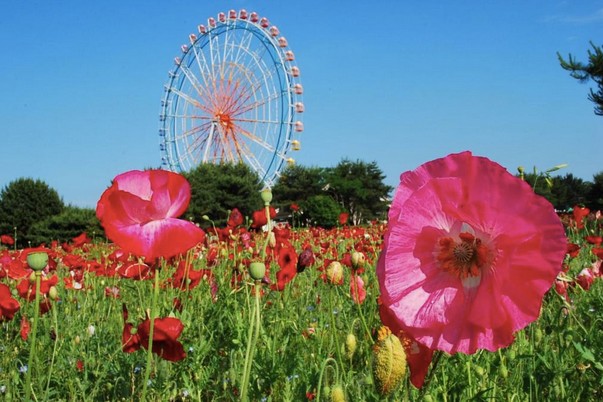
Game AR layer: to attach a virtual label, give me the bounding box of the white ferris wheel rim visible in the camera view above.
[159,10,303,187]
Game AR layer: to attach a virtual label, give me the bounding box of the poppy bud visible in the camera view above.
[249,262,266,280]
[260,189,273,205]
[48,286,59,301]
[351,252,365,268]
[326,261,343,284]
[27,251,48,271]
[330,384,345,402]
[372,326,406,396]
[345,333,357,360]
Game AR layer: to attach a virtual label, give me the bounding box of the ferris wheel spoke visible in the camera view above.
[160,11,302,185]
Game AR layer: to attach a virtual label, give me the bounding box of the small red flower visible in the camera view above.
[71,232,92,247]
[573,205,590,230]
[338,212,349,225]
[20,316,30,340]
[290,203,300,213]
[0,283,20,321]
[567,243,581,258]
[297,247,315,273]
[227,208,244,228]
[272,247,298,291]
[250,207,277,229]
[586,236,603,246]
[0,234,14,246]
[350,275,366,304]
[121,304,186,362]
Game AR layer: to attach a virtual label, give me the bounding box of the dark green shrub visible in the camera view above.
[28,205,104,246]
[301,194,343,228]
[0,178,64,247]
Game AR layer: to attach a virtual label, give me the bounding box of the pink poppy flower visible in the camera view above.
[350,274,366,304]
[96,170,206,262]
[377,151,567,354]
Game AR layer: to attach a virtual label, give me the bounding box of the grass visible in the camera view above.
[0,221,602,401]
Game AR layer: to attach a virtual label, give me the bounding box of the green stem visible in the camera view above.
[316,357,339,402]
[141,264,161,400]
[351,273,372,341]
[240,281,262,401]
[44,300,60,399]
[24,272,42,402]
[328,288,344,366]
[260,204,272,260]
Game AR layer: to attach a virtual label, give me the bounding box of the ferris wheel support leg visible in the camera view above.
[203,122,217,162]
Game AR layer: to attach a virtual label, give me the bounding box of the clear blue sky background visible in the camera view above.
[1,1,601,208]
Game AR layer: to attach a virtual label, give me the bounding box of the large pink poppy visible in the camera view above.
[377,151,567,354]
[96,170,205,262]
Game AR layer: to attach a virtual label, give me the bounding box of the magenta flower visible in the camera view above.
[377,151,567,354]
[96,170,205,262]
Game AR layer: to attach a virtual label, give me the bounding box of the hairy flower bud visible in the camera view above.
[326,261,343,284]
[372,326,406,396]
[345,333,357,360]
[330,384,345,402]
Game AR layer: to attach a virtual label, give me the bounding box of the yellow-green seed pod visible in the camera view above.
[345,333,357,360]
[372,326,406,396]
[330,384,345,402]
[48,286,59,301]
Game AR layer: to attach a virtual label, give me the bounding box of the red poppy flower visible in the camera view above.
[20,316,30,340]
[377,151,567,354]
[0,283,20,321]
[227,208,244,228]
[567,243,581,258]
[0,234,14,246]
[250,207,277,229]
[121,304,186,362]
[573,205,590,229]
[71,232,92,247]
[272,246,298,291]
[117,262,152,280]
[16,275,58,301]
[297,247,315,273]
[338,212,349,225]
[96,170,206,262]
[585,236,603,246]
[291,203,300,213]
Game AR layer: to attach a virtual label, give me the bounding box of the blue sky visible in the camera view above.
[1,1,601,208]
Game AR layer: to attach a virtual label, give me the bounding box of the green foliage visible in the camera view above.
[28,205,104,246]
[183,162,263,227]
[271,164,326,214]
[300,194,343,228]
[588,171,603,211]
[0,222,602,400]
[558,41,603,116]
[325,159,393,224]
[0,177,64,246]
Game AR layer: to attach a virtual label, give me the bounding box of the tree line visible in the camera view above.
[1,160,602,248]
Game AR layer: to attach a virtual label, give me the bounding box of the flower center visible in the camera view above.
[437,232,488,280]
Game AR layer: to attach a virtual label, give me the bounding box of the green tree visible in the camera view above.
[183,162,263,227]
[300,194,342,228]
[0,178,64,247]
[28,205,104,246]
[271,164,326,215]
[558,42,603,115]
[549,174,591,211]
[587,171,603,211]
[324,159,393,225]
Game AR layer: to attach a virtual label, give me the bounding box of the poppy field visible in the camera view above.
[1,152,603,401]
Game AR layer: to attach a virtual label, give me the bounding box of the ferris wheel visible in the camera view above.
[159,9,304,187]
